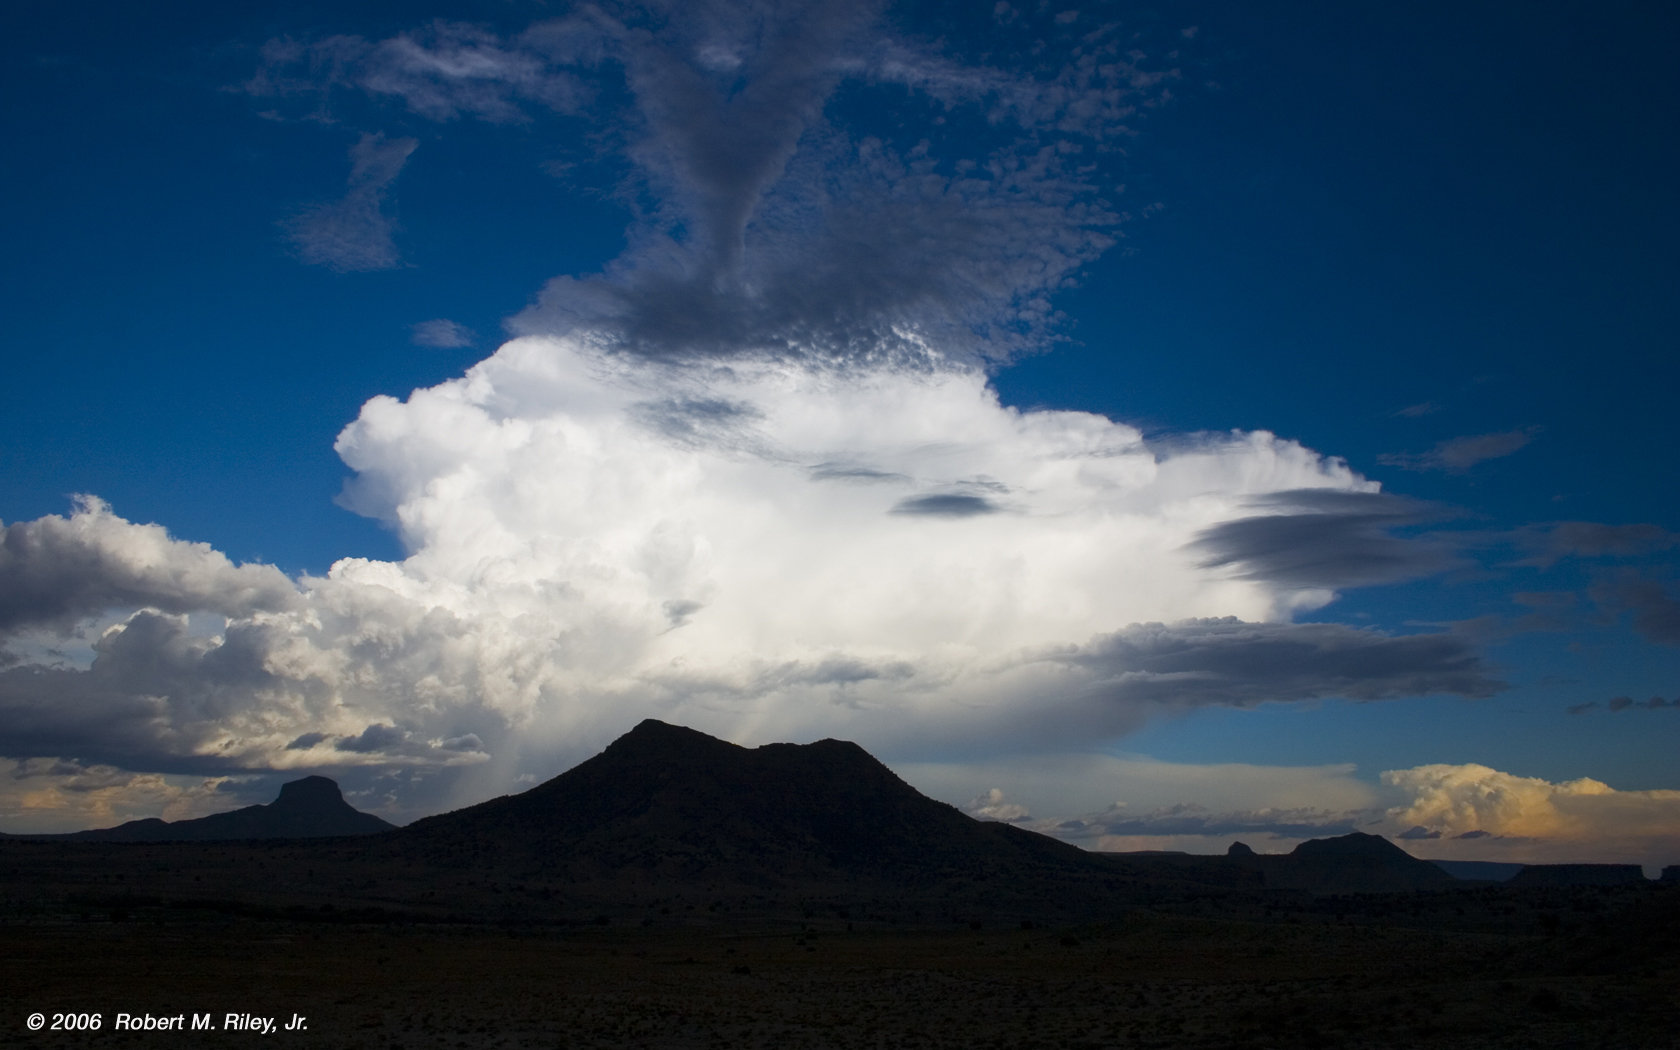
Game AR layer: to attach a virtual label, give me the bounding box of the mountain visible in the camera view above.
[1430,859,1524,881]
[3,776,394,841]
[1506,863,1649,887]
[1221,833,1460,894]
[393,719,1098,890]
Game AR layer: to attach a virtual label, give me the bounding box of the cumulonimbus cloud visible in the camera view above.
[0,4,1537,826]
[0,336,1502,814]
[1382,763,1680,864]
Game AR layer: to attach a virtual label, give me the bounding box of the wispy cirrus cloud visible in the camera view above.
[410,319,475,348]
[248,2,1173,367]
[1378,426,1542,474]
[284,132,417,272]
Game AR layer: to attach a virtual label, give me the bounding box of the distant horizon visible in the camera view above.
[7,721,1674,879]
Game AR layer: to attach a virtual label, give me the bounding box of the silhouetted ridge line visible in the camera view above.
[1507,863,1648,887]
[0,776,394,842]
[397,719,1096,883]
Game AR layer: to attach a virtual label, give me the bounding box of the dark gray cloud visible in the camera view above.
[1378,427,1541,473]
[0,497,299,635]
[284,132,418,272]
[890,494,1000,517]
[628,396,767,453]
[1510,521,1680,568]
[1187,489,1457,591]
[1591,572,1680,645]
[808,463,908,484]
[337,723,409,753]
[1569,695,1673,714]
[1043,617,1503,708]
[0,611,300,771]
[249,3,1173,366]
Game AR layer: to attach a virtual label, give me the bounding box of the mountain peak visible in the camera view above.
[1292,831,1412,858]
[273,775,349,809]
[404,721,1093,884]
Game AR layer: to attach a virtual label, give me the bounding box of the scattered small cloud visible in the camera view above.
[965,788,1031,822]
[336,722,409,753]
[1570,695,1674,714]
[284,132,417,272]
[1392,400,1444,418]
[1396,824,1441,839]
[410,319,475,348]
[1508,521,1680,568]
[1590,572,1680,645]
[1378,426,1542,474]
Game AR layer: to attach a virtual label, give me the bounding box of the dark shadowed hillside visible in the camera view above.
[1,776,393,841]
[394,719,1100,889]
[1236,832,1460,893]
[1507,863,1649,887]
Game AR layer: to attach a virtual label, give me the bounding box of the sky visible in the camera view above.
[2,0,1677,868]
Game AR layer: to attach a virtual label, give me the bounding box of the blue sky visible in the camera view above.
[2,1,1676,862]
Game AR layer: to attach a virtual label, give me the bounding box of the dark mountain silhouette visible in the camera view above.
[1507,863,1648,887]
[393,720,1099,891]
[1430,859,1524,881]
[1217,832,1459,894]
[2,776,393,842]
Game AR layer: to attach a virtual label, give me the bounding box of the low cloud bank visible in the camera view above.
[928,757,1680,866]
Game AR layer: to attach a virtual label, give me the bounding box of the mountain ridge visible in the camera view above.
[0,775,394,842]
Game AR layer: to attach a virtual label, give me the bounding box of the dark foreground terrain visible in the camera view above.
[3,875,1677,1050]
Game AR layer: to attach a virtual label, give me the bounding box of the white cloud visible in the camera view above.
[0,337,1501,819]
[0,495,299,633]
[1382,763,1680,864]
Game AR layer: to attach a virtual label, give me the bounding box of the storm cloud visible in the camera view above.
[0,3,1527,828]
